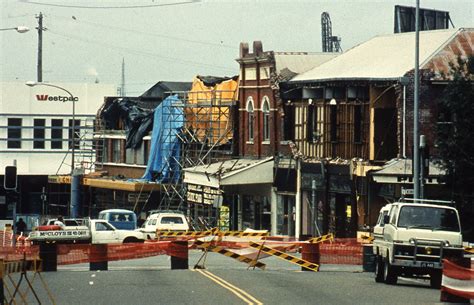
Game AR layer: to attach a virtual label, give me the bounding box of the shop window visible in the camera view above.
[51,119,63,149]
[7,118,22,149]
[246,97,255,142]
[33,119,46,149]
[262,97,270,142]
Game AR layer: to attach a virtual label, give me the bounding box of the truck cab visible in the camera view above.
[373,199,464,288]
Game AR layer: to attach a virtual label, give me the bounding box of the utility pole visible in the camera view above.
[413,0,421,200]
[121,58,126,96]
[36,12,44,82]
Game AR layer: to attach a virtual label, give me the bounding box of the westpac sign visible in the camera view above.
[35,94,78,102]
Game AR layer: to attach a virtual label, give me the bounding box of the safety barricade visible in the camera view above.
[194,240,266,270]
[1,257,56,304]
[440,258,474,303]
[249,242,319,271]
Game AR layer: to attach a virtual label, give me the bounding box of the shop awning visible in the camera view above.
[183,157,274,188]
[371,158,445,184]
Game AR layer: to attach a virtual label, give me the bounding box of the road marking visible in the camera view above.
[194,269,263,305]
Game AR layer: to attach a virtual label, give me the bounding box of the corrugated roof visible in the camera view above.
[291,28,464,82]
[274,52,338,75]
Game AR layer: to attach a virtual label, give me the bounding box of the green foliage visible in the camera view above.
[435,56,474,240]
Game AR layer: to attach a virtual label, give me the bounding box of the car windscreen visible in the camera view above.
[160,217,184,224]
[397,206,460,232]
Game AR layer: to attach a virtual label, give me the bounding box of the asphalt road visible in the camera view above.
[4,250,450,305]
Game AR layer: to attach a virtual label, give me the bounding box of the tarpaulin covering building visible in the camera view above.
[187,75,239,145]
[142,95,184,183]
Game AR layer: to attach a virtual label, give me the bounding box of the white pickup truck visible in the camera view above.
[29,219,145,244]
[373,199,464,288]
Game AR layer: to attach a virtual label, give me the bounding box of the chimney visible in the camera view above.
[239,42,249,58]
[253,41,263,56]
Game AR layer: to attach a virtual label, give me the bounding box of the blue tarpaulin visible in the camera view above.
[141,95,183,183]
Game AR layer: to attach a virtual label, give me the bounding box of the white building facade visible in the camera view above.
[0,82,117,219]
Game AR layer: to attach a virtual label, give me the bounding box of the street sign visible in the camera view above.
[402,188,414,195]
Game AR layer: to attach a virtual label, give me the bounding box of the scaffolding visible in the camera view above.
[157,79,238,226]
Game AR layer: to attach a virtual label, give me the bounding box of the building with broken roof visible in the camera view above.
[282,28,473,238]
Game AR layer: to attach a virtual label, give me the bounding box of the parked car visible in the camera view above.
[137,212,189,239]
[98,209,137,230]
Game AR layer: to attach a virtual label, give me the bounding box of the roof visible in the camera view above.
[274,52,338,75]
[373,158,445,177]
[291,28,468,83]
[140,81,192,99]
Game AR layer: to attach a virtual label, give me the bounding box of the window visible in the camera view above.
[330,105,338,142]
[262,97,270,141]
[51,119,63,149]
[246,97,255,142]
[112,139,121,163]
[283,102,295,141]
[7,118,22,148]
[354,104,362,143]
[306,102,318,142]
[33,119,46,149]
[68,119,81,149]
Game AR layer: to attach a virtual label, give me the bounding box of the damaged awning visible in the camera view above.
[183,157,274,189]
[371,158,446,184]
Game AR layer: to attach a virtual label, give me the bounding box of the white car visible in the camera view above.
[137,212,189,239]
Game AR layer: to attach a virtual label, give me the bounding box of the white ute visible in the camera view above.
[137,212,189,239]
[29,219,145,244]
[373,198,464,288]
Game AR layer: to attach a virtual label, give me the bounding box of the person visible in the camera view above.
[54,216,65,228]
[16,218,27,235]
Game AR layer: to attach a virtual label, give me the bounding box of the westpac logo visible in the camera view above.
[35,94,78,102]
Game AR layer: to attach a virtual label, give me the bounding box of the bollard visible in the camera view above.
[440,257,471,303]
[90,244,108,271]
[170,241,189,270]
[39,242,58,272]
[301,242,320,271]
[362,244,376,272]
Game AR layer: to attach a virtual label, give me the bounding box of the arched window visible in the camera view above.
[261,97,270,141]
[246,97,255,142]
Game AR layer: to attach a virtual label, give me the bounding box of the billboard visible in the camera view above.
[394,5,453,33]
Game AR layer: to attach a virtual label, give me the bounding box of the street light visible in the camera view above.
[26,81,79,218]
[0,26,30,33]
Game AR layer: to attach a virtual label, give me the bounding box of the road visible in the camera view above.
[6,250,447,305]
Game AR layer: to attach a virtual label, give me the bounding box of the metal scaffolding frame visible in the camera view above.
[157,89,238,224]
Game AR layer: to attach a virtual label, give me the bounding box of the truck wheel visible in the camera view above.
[375,255,384,283]
[123,237,144,243]
[383,258,398,285]
[430,270,442,289]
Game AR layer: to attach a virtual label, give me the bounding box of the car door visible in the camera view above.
[93,221,118,244]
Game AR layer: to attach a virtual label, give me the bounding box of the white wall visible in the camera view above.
[0,82,117,175]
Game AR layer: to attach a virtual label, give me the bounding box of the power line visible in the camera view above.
[19,0,200,9]
[47,29,236,72]
[48,14,236,49]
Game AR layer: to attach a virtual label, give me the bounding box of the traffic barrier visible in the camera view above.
[218,231,269,237]
[1,257,56,304]
[157,228,219,239]
[249,242,319,272]
[170,241,189,269]
[307,233,333,244]
[440,258,473,303]
[194,240,266,270]
[465,246,474,254]
[90,244,108,271]
[300,242,320,272]
[39,242,58,272]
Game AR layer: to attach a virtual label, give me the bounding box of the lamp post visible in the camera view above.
[26,81,79,218]
[0,26,30,33]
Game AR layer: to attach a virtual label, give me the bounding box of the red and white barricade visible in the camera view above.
[441,258,474,302]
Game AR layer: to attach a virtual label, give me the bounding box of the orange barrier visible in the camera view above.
[320,238,363,265]
[440,258,474,302]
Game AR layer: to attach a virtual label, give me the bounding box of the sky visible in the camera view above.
[1,0,473,95]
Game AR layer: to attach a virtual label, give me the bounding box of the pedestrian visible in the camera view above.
[16,218,27,235]
[54,215,65,228]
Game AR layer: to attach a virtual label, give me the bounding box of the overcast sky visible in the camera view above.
[1,0,472,95]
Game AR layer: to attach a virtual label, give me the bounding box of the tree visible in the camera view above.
[435,56,474,241]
